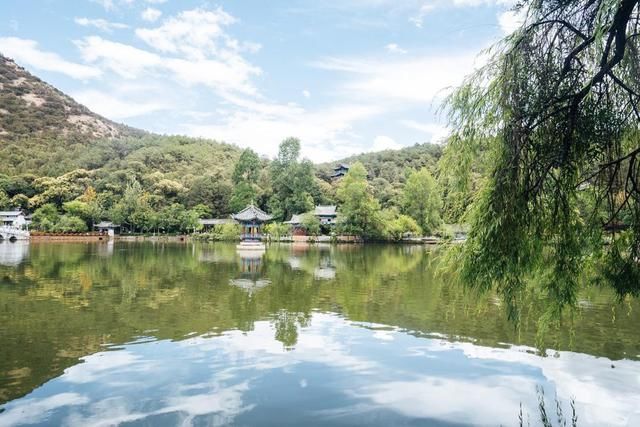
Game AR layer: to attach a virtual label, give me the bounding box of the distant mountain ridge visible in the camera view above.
[0,54,143,140]
[0,55,441,183]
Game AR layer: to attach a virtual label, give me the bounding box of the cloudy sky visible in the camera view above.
[0,0,519,161]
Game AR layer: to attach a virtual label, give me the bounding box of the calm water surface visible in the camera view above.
[0,241,639,426]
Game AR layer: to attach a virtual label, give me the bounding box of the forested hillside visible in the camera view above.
[0,55,449,237]
[0,55,143,142]
[317,144,443,209]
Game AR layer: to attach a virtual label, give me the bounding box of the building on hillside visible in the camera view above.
[232,205,273,241]
[198,218,238,232]
[95,221,120,237]
[313,205,338,226]
[331,164,350,180]
[284,205,338,234]
[0,210,28,229]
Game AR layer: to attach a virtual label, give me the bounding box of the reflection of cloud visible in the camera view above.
[0,393,89,426]
[359,375,534,425]
[407,339,640,426]
[62,351,147,384]
[2,313,639,426]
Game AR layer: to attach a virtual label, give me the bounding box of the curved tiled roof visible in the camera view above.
[314,205,337,216]
[232,205,273,222]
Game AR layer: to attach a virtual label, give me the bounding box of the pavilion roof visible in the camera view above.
[314,205,337,216]
[232,205,273,222]
[284,214,303,225]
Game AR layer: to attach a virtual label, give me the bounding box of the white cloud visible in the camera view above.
[74,17,129,32]
[135,7,236,59]
[75,36,161,79]
[0,37,101,80]
[400,120,450,143]
[315,51,483,104]
[498,8,526,35]
[184,101,383,161]
[74,35,260,95]
[141,7,162,22]
[385,43,407,54]
[407,0,517,28]
[372,135,402,151]
[73,89,170,119]
[302,89,311,98]
[409,4,435,28]
[0,393,90,427]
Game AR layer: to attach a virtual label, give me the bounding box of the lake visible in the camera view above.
[0,241,638,426]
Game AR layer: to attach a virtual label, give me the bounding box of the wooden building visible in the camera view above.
[232,205,273,241]
[331,164,350,180]
[0,210,28,229]
[285,205,338,234]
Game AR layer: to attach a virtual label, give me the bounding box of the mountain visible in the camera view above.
[0,54,142,140]
[0,56,443,217]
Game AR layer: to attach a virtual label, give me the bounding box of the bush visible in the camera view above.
[54,215,88,233]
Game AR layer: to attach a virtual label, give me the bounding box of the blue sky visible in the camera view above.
[0,0,519,161]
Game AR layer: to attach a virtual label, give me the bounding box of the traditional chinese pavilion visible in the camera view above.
[232,204,273,241]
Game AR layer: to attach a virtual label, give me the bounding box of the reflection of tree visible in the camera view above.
[0,242,638,404]
[273,309,311,350]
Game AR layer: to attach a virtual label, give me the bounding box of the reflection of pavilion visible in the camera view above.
[229,252,271,295]
[0,241,29,266]
[314,256,336,280]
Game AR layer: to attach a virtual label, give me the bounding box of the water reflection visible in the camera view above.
[229,252,271,295]
[0,241,29,266]
[0,242,638,426]
[1,314,638,426]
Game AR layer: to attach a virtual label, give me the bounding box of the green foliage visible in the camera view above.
[402,167,442,235]
[446,0,640,318]
[318,143,443,191]
[301,213,321,236]
[233,148,261,185]
[264,222,291,239]
[268,138,319,221]
[214,223,242,241]
[54,215,88,233]
[31,203,60,232]
[185,175,232,217]
[336,162,382,239]
[380,208,422,240]
[230,181,258,213]
[0,189,9,210]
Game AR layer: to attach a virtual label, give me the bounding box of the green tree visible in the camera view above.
[0,190,9,210]
[31,204,60,232]
[232,148,261,185]
[230,181,257,213]
[269,138,318,221]
[54,215,88,233]
[336,162,382,238]
[301,213,321,236]
[229,148,262,213]
[446,0,640,318]
[402,167,441,235]
[186,175,232,217]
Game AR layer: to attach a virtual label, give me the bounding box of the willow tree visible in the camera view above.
[447,0,640,320]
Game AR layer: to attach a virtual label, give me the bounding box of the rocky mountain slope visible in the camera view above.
[0,54,143,140]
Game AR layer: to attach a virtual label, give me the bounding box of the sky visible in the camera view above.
[0,0,520,161]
